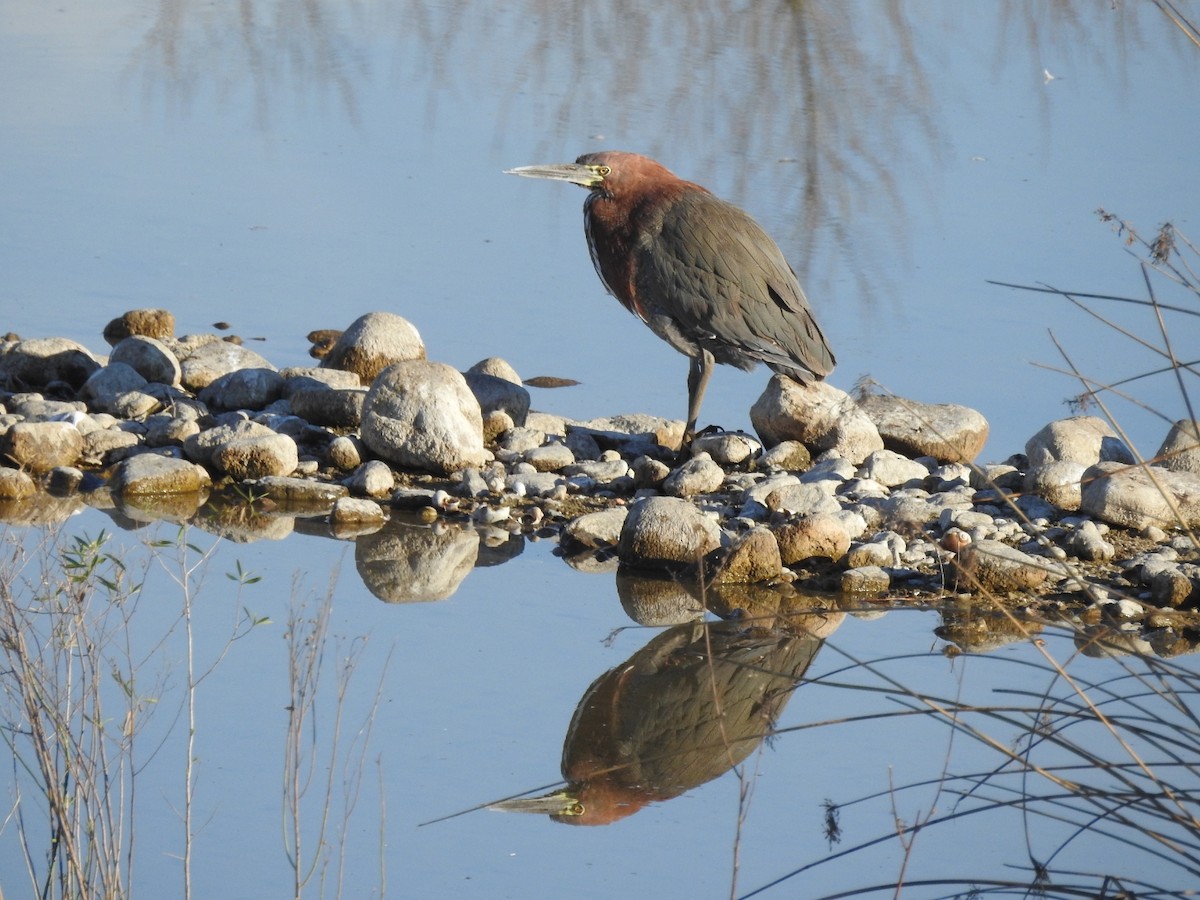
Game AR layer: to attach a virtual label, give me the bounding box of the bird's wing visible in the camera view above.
[635,192,835,382]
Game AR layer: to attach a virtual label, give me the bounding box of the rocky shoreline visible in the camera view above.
[2,309,1199,651]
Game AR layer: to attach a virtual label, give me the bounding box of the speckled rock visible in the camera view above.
[773,514,852,564]
[320,312,425,384]
[0,467,37,499]
[710,527,782,584]
[326,434,366,471]
[348,459,394,498]
[467,357,522,385]
[199,367,285,412]
[360,360,486,475]
[663,453,726,497]
[330,497,388,526]
[1,421,83,472]
[957,539,1049,592]
[1026,416,1134,469]
[690,431,760,466]
[750,377,883,464]
[1064,520,1115,561]
[211,432,299,479]
[183,420,277,467]
[288,386,367,428]
[112,453,210,495]
[1024,459,1087,511]
[859,449,930,488]
[0,337,101,391]
[1081,461,1200,530]
[464,371,530,428]
[858,394,989,464]
[564,507,629,549]
[1158,419,1200,474]
[108,335,179,386]
[249,476,349,505]
[617,496,721,569]
[179,340,276,392]
[758,440,812,472]
[524,442,575,473]
[80,362,148,415]
[842,566,891,594]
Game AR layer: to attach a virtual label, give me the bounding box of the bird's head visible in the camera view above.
[505,151,677,198]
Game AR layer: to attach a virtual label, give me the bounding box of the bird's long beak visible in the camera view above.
[488,788,584,817]
[504,163,605,189]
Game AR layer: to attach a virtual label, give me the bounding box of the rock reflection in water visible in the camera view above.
[494,611,841,825]
[355,518,480,603]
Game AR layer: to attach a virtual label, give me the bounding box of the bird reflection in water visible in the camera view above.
[492,613,838,825]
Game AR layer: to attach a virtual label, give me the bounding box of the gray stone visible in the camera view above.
[360,360,486,475]
[320,312,425,384]
[562,459,631,484]
[739,473,801,519]
[327,434,365,471]
[0,337,101,391]
[212,433,299,479]
[288,387,367,427]
[957,539,1049,592]
[109,336,181,385]
[858,394,989,463]
[8,398,88,421]
[81,362,149,415]
[348,459,394,498]
[330,497,388,526]
[711,527,782,584]
[1024,459,1087,511]
[762,481,841,517]
[112,454,210,495]
[757,440,812,472]
[632,455,670,488]
[80,428,141,465]
[250,476,349,505]
[859,449,931,488]
[1064,520,1116,561]
[497,427,546,455]
[1,421,83,472]
[464,371,530,428]
[617,496,722,569]
[773,514,852,564]
[1026,416,1134,469]
[563,507,629,549]
[467,357,523,385]
[199,367,285,412]
[280,367,364,392]
[846,534,903,568]
[663,453,726,497]
[690,431,760,466]
[505,471,563,497]
[179,340,276,392]
[842,566,891,594]
[183,420,277,467]
[1081,461,1200,530]
[0,467,37,499]
[750,377,883,464]
[524,442,575,473]
[1158,419,1200,474]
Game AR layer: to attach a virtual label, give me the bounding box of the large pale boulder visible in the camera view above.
[320,312,425,384]
[360,360,486,474]
[617,496,721,569]
[858,394,989,464]
[750,377,883,464]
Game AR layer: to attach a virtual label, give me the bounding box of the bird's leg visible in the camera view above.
[684,349,714,447]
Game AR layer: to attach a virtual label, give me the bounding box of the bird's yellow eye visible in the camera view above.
[596,166,611,177]
[565,802,585,816]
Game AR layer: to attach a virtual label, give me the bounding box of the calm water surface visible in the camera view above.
[3,1,1199,897]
